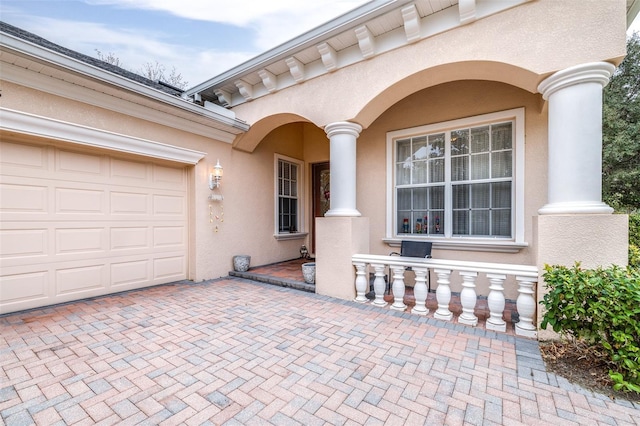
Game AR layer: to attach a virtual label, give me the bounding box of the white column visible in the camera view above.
[433,269,453,321]
[515,276,537,338]
[486,274,506,332]
[353,262,368,303]
[411,267,429,315]
[324,121,363,217]
[458,271,478,327]
[537,62,616,215]
[390,265,407,311]
[371,263,387,307]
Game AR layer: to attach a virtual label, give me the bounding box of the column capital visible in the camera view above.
[538,62,616,100]
[324,121,363,139]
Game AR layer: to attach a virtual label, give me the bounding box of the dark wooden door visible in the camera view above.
[311,162,330,254]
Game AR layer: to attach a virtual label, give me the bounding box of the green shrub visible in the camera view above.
[541,263,640,393]
[630,213,640,268]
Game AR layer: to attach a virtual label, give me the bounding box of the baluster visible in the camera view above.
[515,276,538,338]
[371,263,387,307]
[411,267,429,315]
[353,262,368,303]
[486,274,506,332]
[390,265,407,311]
[433,269,453,321]
[458,271,478,326]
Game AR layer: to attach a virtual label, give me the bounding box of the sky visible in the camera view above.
[0,0,371,88]
[1,1,639,90]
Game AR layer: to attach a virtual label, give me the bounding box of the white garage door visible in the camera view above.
[0,139,189,314]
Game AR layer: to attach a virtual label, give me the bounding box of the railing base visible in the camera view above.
[515,325,538,338]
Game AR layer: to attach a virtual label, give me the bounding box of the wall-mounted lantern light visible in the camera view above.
[209,159,223,189]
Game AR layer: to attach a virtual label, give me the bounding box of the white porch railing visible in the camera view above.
[352,254,539,338]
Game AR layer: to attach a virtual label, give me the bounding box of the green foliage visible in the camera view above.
[541,264,640,393]
[603,33,640,211]
[630,213,640,268]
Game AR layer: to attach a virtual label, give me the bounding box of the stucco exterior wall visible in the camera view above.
[534,214,629,339]
[0,81,329,282]
[359,80,545,257]
[334,80,544,299]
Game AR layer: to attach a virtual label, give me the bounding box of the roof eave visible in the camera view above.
[184,0,413,96]
[0,30,249,132]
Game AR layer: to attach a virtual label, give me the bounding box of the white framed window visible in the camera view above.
[386,108,525,248]
[275,154,305,238]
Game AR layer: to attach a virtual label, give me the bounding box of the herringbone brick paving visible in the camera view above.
[1,278,639,425]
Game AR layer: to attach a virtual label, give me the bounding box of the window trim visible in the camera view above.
[385,108,525,250]
[274,154,307,240]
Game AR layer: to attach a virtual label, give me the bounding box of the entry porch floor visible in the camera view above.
[232,258,520,334]
[1,272,639,424]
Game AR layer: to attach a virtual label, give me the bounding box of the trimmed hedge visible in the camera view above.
[541,264,640,393]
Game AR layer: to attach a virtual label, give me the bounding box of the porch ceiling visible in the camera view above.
[186,0,530,109]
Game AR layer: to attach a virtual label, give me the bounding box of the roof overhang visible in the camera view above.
[185,0,531,109]
[0,29,250,142]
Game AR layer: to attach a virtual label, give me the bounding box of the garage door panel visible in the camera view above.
[154,255,186,280]
[111,259,151,287]
[153,164,185,190]
[0,140,188,314]
[56,149,104,177]
[0,141,48,171]
[55,228,106,254]
[0,271,48,305]
[0,228,48,258]
[56,264,107,295]
[55,187,106,214]
[111,191,150,215]
[153,226,184,248]
[0,183,49,214]
[111,227,150,250]
[153,194,185,216]
[110,158,151,186]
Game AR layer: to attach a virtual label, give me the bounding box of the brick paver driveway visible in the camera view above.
[1,278,639,425]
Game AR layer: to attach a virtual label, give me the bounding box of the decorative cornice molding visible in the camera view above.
[285,57,305,83]
[318,42,338,72]
[214,89,231,107]
[537,62,616,100]
[187,0,531,108]
[258,69,277,93]
[459,0,477,24]
[234,80,253,101]
[0,107,207,164]
[401,4,421,43]
[324,121,363,139]
[355,25,375,59]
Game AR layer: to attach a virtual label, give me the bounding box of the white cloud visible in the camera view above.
[8,15,252,86]
[85,0,366,28]
[84,0,369,51]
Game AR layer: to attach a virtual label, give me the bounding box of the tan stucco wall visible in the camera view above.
[0,81,330,282]
[316,217,369,300]
[534,214,629,340]
[355,79,546,298]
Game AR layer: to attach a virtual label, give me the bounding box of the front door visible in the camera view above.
[311,162,330,254]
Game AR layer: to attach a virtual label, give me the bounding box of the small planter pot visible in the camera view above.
[233,255,251,272]
[302,262,316,284]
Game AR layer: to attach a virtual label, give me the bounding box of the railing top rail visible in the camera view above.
[352,253,538,278]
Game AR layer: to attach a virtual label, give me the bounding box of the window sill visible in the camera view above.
[383,238,528,253]
[274,232,308,241]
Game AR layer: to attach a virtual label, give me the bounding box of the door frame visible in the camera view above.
[311,162,330,254]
